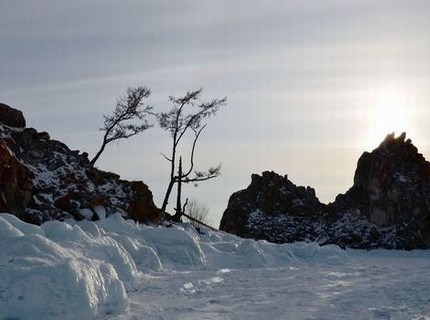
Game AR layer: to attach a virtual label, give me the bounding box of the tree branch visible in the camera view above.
[160,152,172,162]
[90,86,152,166]
[183,125,205,178]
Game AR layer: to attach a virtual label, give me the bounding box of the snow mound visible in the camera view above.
[0,212,44,236]
[0,213,350,319]
[41,220,139,291]
[200,230,348,269]
[97,214,206,271]
[0,220,128,320]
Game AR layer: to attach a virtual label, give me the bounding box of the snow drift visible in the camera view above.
[2,212,430,319]
[0,214,129,320]
[0,212,349,319]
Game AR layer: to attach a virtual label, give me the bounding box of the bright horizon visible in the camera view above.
[2,1,430,226]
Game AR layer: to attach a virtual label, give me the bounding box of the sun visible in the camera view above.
[364,84,413,148]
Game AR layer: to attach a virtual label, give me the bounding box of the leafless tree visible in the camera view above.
[156,88,226,220]
[185,199,211,228]
[90,87,153,166]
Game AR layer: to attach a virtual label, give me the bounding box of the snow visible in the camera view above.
[1,213,430,319]
[94,205,107,219]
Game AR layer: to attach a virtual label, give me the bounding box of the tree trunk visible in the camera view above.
[161,138,177,213]
[173,157,183,222]
[90,142,106,167]
[161,180,175,213]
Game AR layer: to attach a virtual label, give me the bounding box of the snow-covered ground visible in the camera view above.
[1,213,429,320]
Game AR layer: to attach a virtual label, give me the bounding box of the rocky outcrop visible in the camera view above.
[331,132,430,249]
[220,171,324,241]
[0,103,26,128]
[0,139,34,213]
[0,103,161,225]
[220,133,430,249]
[122,181,161,224]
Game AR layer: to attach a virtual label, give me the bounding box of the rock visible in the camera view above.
[54,194,73,211]
[127,181,161,223]
[87,168,120,187]
[90,195,106,208]
[0,103,26,128]
[0,105,161,225]
[338,132,430,225]
[220,171,325,242]
[0,139,34,213]
[332,132,430,248]
[220,133,430,249]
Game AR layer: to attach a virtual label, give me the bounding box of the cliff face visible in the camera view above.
[220,171,326,243]
[220,133,430,249]
[336,132,430,227]
[0,103,161,225]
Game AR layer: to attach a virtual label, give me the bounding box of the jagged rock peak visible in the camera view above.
[219,171,324,239]
[353,132,428,190]
[373,132,424,162]
[378,131,408,148]
[347,132,430,228]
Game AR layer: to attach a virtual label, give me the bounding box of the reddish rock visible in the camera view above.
[0,139,33,213]
[90,195,106,208]
[0,103,26,128]
[127,181,161,223]
[54,194,72,211]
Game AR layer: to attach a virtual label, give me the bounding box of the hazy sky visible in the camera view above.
[2,1,430,226]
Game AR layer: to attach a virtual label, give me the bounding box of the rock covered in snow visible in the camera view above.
[0,103,161,224]
[220,133,430,249]
[220,171,323,238]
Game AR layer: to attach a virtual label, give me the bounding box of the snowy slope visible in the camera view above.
[1,213,429,320]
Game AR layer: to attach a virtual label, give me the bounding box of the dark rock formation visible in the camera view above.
[331,132,430,249]
[0,103,161,225]
[127,181,162,224]
[220,171,324,242]
[0,139,34,213]
[220,133,430,249]
[0,103,26,128]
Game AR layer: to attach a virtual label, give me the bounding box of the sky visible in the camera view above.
[1,1,430,226]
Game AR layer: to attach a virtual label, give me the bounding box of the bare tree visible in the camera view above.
[184,199,211,229]
[156,88,226,220]
[90,87,153,166]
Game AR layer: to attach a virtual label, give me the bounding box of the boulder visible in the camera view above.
[54,194,73,211]
[0,139,34,213]
[127,181,162,223]
[0,103,26,128]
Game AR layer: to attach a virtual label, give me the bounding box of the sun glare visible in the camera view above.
[364,84,414,148]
